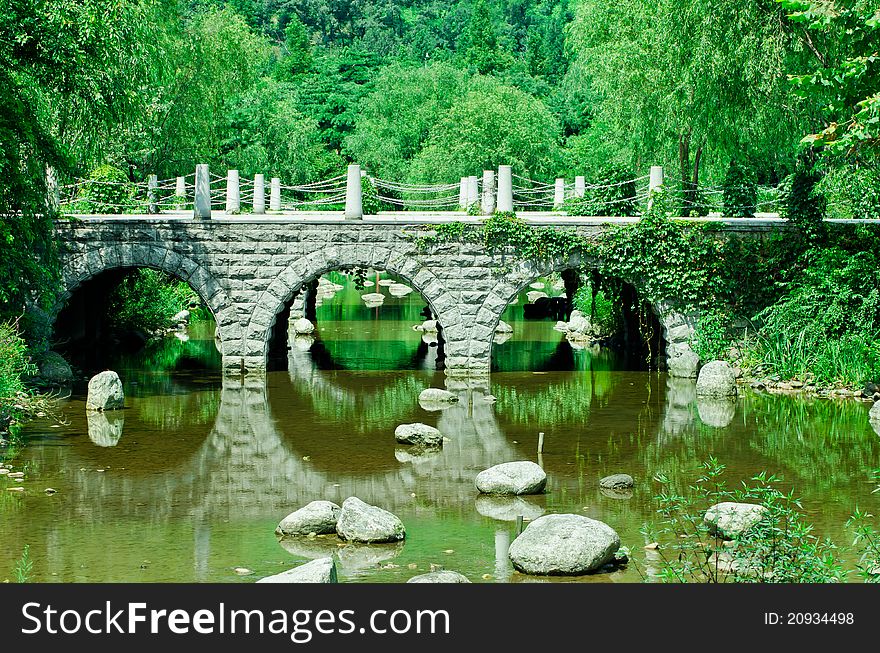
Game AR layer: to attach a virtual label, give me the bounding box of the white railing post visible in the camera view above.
[458,177,468,210]
[497,165,513,213]
[466,175,479,209]
[175,176,186,211]
[225,170,240,214]
[575,176,585,198]
[648,165,664,211]
[481,169,495,215]
[554,178,565,209]
[193,164,211,219]
[270,177,281,211]
[345,164,363,220]
[147,174,159,214]
[253,174,266,214]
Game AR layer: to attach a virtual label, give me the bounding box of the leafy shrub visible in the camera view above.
[0,322,36,438]
[786,165,825,239]
[563,167,637,217]
[645,458,845,583]
[722,159,757,217]
[572,283,617,334]
[817,165,880,220]
[107,270,201,334]
[69,165,141,214]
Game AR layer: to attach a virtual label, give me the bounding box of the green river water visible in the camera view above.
[2,272,879,583]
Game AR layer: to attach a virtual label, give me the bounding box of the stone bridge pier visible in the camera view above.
[53,217,703,377]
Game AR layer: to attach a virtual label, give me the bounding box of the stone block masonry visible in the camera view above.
[53,216,772,377]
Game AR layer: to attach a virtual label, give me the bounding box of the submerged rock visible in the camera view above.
[276,500,341,536]
[336,497,405,543]
[526,290,548,304]
[475,461,547,495]
[495,320,513,334]
[599,473,634,490]
[508,514,621,575]
[667,342,700,379]
[256,558,337,584]
[413,319,438,333]
[407,570,471,583]
[86,371,125,411]
[704,502,767,539]
[696,361,738,397]
[394,423,443,447]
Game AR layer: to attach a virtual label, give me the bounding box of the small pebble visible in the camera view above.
[6,487,24,492]
[44,488,57,495]
[443,549,454,554]
[302,456,311,461]
[407,563,418,570]
[644,542,660,550]
[481,574,493,580]
[234,568,254,576]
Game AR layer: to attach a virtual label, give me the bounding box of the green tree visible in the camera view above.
[460,0,512,74]
[408,77,562,182]
[344,63,468,180]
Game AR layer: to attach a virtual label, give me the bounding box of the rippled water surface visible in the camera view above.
[3,272,879,582]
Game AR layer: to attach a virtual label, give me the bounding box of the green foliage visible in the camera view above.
[0,322,36,438]
[816,164,880,219]
[646,458,845,583]
[107,270,201,334]
[722,159,758,217]
[361,176,383,215]
[694,309,733,362]
[786,165,826,239]
[68,165,139,214]
[572,284,617,335]
[745,245,880,385]
[408,78,562,182]
[562,167,637,217]
[460,0,512,74]
[779,0,880,159]
[13,544,33,584]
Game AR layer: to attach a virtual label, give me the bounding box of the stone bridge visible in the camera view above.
[53,214,784,377]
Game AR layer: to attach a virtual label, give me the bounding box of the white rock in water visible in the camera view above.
[276,500,341,536]
[667,342,700,378]
[86,371,124,411]
[172,309,190,323]
[704,502,767,539]
[599,474,634,490]
[407,571,471,583]
[378,279,394,286]
[394,423,443,447]
[291,317,315,335]
[870,400,880,423]
[696,360,737,397]
[256,558,337,583]
[495,320,513,334]
[362,280,374,287]
[508,514,620,575]
[475,461,547,495]
[529,281,545,290]
[336,497,406,543]
[413,320,438,333]
[526,291,548,304]
[418,388,458,403]
[361,292,385,303]
[389,284,413,297]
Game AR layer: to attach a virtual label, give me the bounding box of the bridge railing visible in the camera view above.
[53,163,785,220]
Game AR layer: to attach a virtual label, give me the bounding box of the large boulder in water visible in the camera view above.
[704,502,767,539]
[667,342,700,378]
[407,570,471,583]
[86,371,125,411]
[696,360,737,397]
[475,461,547,495]
[291,317,315,335]
[394,423,443,447]
[599,474,634,490]
[508,514,620,575]
[418,388,458,404]
[336,497,405,543]
[256,558,337,584]
[276,500,341,536]
[870,400,880,424]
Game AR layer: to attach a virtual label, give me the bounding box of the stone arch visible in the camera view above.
[244,244,467,372]
[55,242,241,362]
[471,252,700,377]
